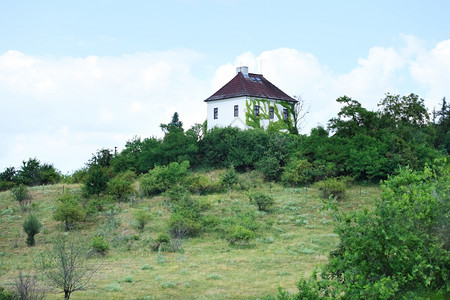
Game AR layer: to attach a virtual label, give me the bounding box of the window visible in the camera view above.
[214,107,218,119]
[269,107,274,119]
[234,105,239,117]
[254,105,260,117]
[283,108,288,120]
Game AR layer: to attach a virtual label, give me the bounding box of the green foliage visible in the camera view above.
[140,161,190,196]
[281,159,313,186]
[168,192,203,238]
[315,177,348,200]
[91,236,109,255]
[23,214,42,246]
[53,193,85,231]
[134,209,151,231]
[15,158,61,186]
[11,184,30,208]
[84,167,109,198]
[185,173,222,194]
[285,161,450,299]
[106,171,136,201]
[0,286,16,300]
[220,165,239,189]
[248,191,274,212]
[256,155,282,181]
[226,225,255,245]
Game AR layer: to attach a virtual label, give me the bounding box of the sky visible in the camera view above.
[1,0,449,174]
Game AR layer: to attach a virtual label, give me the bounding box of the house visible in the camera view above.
[204,66,297,132]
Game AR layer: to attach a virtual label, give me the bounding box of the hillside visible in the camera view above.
[0,173,379,299]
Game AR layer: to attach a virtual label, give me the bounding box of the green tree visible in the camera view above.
[84,168,109,198]
[34,234,102,300]
[281,160,450,299]
[53,193,85,231]
[11,184,30,209]
[23,214,42,246]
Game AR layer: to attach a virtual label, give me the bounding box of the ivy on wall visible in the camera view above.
[245,98,296,134]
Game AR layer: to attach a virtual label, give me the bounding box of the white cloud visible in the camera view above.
[0,49,208,173]
[410,39,450,106]
[1,37,448,173]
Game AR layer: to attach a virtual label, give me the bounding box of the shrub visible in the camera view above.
[23,214,42,246]
[315,177,347,200]
[53,192,86,231]
[91,235,109,255]
[106,171,136,201]
[84,167,109,198]
[220,164,239,189]
[186,174,222,194]
[169,214,201,238]
[281,159,313,186]
[226,225,255,245]
[0,286,16,300]
[140,161,190,196]
[14,272,46,300]
[134,209,151,231]
[248,191,274,212]
[11,184,30,208]
[255,155,282,181]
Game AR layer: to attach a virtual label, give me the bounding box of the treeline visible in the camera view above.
[76,93,449,185]
[1,93,448,190]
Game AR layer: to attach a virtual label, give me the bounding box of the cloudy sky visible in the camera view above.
[1,0,449,174]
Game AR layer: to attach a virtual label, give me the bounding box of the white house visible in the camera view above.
[205,66,297,132]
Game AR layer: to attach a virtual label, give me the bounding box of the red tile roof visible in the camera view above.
[205,72,297,103]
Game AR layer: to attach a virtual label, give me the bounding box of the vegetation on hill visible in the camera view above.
[0,93,448,299]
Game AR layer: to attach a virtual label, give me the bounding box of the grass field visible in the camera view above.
[0,175,380,299]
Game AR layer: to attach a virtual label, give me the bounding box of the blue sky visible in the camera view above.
[1,0,450,173]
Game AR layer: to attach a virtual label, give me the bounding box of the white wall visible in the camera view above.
[206,96,248,130]
[206,97,292,130]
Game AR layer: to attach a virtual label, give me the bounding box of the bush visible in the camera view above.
[91,235,109,255]
[220,165,239,189]
[248,191,274,212]
[23,214,42,246]
[0,286,16,300]
[169,213,201,238]
[282,162,450,298]
[140,161,190,196]
[53,193,86,231]
[281,159,313,186]
[84,167,109,198]
[255,155,282,181]
[14,272,46,300]
[106,171,136,201]
[11,184,30,208]
[134,209,151,231]
[186,174,222,194]
[226,225,255,245]
[315,177,348,200]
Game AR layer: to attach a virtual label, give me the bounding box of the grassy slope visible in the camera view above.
[0,176,379,299]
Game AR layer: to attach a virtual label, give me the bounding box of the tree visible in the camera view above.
[23,214,42,246]
[17,158,42,186]
[53,193,85,231]
[84,168,109,198]
[34,234,102,300]
[160,112,183,133]
[87,149,113,169]
[292,95,310,133]
[280,160,450,299]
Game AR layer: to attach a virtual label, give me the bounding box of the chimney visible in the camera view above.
[236,66,249,77]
